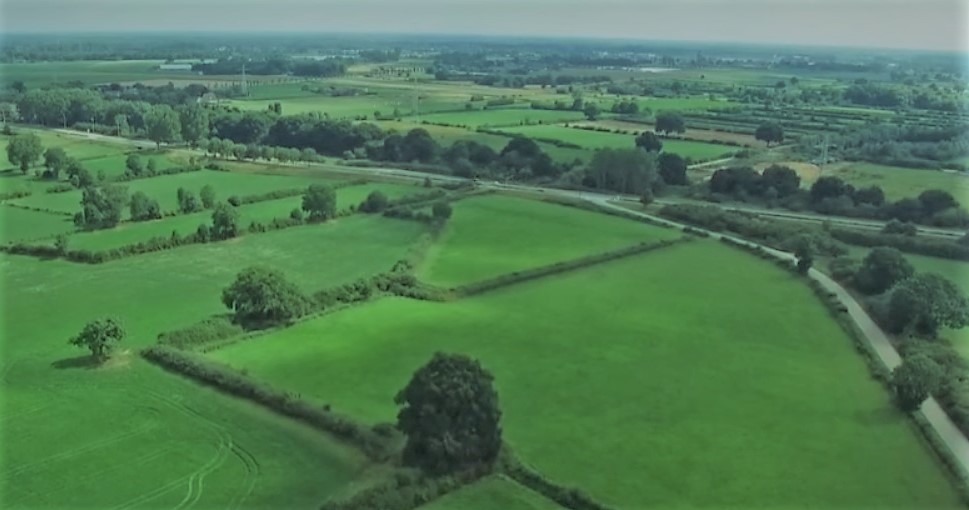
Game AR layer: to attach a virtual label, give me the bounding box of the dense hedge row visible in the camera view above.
[141,345,394,460]
[0,190,31,200]
[313,268,444,307]
[321,466,491,510]
[828,228,969,261]
[500,452,614,510]
[453,238,685,296]
[718,236,798,273]
[156,317,243,350]
[111,164,202,183]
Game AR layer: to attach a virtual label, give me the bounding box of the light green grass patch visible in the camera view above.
[420,476,560,510]
[1,128,130,172]
[419,194,679,287]
[419,109,585,128]
[824,163,969,201]
[497,125,733,161]
[211,241,962,508]
[82,151,182,179]
[0,205,75,243]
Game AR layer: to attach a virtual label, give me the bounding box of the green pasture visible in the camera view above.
[418,109,585,128]
[0,60,173,87]
[0,214,429,508]
[421,476,560,510]
[211,240,961,508]
[227,92,467,119]
[0,205,75,243]
[9,170,344,217]
[1,129,131,172]
[497,125,734,161]
[61,182,426,252]
[419,195,679,287]
[82,151,183,179]
[824,163,969,201]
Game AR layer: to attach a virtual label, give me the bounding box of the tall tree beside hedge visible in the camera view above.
[359,190,389,213]
[6,133,43,173]
[654,111,685,135]
[302,184,337,221]
[395,352,502,475]
[853,247,914,295]
[657,153,687,185]
[755,122,784,147]
[76,184,128,229]
[221,267,310,325]
[68,317,124,362]
[200,184,216,209]
[129,191,161,221]
[177,187,201,214]
[211,202,241,240]
[888,273,969,338]
[432,202,453,221]
[43,147,69,179]
[891,354,942,412]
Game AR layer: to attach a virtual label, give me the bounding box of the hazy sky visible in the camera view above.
[2,0,967,52]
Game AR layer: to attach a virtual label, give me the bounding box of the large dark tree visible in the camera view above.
[754,122,784,146]
[586,148,657,194]
[145,104,182,148]
[221,267,310,325]
[657,153,687,185]
[888,273,969,338]
[76,184,128,229]
[760,165,800,197]
[302,184,337,221]
[918,189,959,217]
[6,133,43,173]
[359,190,390,213]
[68,317,125,362]
[853,247,914,295]
[43,147,69,179]
[129,191,161,221]
[891,354,942,412]
[211,202,241,240]
[654,111,685,135]
[395,353,502,475]
[635,132,663,153]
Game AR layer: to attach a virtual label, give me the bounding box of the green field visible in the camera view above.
[419,195,680,287]
[211,240,961,508]
[82,151,183,179]
[497,125,734,161]
[0,205,75,243]
[0,129,131,172]
[62,182,428,251]
[418,108,585,128]
[421,476,560,510]
[10,169,344,217]
[0,214,430,508]
[824,163,969,201]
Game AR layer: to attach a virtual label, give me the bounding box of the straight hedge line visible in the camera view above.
[141,345,394,461]
[452,237,687,296]
[499,451,615,510]
[828,228,969,261]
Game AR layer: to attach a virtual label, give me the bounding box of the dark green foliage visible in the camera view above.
[302,184,337,221]
[828,256,860,282]
[586,148,657,194]
[654,111,685,135]
[431,201,452,221]
[199,184,216,209]
[891,355,943,412]
[899,339,969,437]
[211,202,241,240]
[635,131,663,153]
[289,208,303,221]
[918,189,960,217]
[359,190,390,213]
[657,153,687,185]
[501,451,615,510]
[176,187,201,213]
[141,346,391,460]
[887,273,969,338]
[320,466,489,510]
[68,317,124,361]
[6,132,43,173]
[883,219,918,236]
[42,147,69,179]
[145,104,182,146]
[854,247,915,295]
[76,184,128,229]
[221,266,311,326]
[760,165,801,197]
[156,317,242,350]
[828,228,969,261]
[396,353,502,475]
[129,191,162,221]
[125,154,143,176]
[754,122,784,146]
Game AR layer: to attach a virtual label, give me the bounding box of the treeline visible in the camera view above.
[801,124,969,169]
[702,165,969,227]
[191,57,347,77]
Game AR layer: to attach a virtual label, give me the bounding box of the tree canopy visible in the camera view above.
[654,111,685,135]
[635,131,663,153]
[755,122,784,146]
[854,247,915,295]
[888,273,969,338]
[302,184,337,221]
[891,354,942,412]
[6,133,43,173]
[68,317,125,362]
[395,352,502,475]
[221,266,310,325]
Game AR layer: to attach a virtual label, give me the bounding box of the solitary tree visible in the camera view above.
[853,247,914,295]
[129,191,161,221]
[583,102,601,121]
[222,267,310,325]
[755,122,784,147]
[125,154,144,176]
[68,318,125,362]
[888,273,969,338]
[211,202,241,240]
[395,353,502,475]
[359,190,390,213]
[145,105,182,148]
[657,153,688,185]
[635,132,663,153]
[176,187,201,214]
[891,354,942,412]
[432,201,453,221]
[302,184,337,221]
[6,133,43,173]
[200,184,217,209]
[654,111,686,135]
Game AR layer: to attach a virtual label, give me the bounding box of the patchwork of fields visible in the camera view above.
[822,162,969,201]
[497,125,735,161]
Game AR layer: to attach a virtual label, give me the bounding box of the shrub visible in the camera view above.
[157,317,243,350]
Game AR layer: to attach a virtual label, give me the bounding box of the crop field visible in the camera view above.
[418,108,585,128]
[422,476,560,510]
[210,240,962,508]
[0,213,430,508]
[498,125,735,161]
[0,205,75,243]
[60,182,429,252]
[418,194,680,287]
[822,163,969,201]
[10,170,345,217]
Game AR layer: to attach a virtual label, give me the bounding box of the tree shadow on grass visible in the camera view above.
[51,355,100,370]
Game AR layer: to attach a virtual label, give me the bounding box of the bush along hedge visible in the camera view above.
[156,316,243,350]
[499,449,615,510]
[0,189,32,201]
[320,465,493,510]
[453,238,687,296]
[110,164,202,183]
[141,345,394,460]
[828,228,969,261]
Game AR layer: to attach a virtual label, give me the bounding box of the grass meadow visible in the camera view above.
[418,194,680,287]
[418,108,585,128]
[0,129,130,172]
[421,476,560,510]
[823,163,969,201]
[211,240,963,509]
[0,205,75,243]
[0,214,430,508]
[497,125,734,161]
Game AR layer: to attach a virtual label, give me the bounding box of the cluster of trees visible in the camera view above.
[800,124,969,168]
[74,184,128,229]
[843,82,964,112]
[706,166,968,227]
[192,57,346,77]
